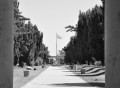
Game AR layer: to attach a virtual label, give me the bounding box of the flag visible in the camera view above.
[56,34,62,39]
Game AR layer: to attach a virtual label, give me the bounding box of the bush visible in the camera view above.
[94,61,102,66]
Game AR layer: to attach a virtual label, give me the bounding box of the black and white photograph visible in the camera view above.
[3,0,119,88]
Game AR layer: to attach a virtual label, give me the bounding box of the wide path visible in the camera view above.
[21,66,97,88]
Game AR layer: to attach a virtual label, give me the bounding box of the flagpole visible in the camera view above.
[56,33,57,59]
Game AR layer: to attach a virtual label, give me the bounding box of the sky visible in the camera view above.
[19,0,102,56]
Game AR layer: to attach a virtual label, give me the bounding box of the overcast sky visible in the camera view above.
[19,0,102,56]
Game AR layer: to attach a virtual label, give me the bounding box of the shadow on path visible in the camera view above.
[50,82,105,87]
[65,71,105,76]
[62,71,80,72]
[89,69,103,73]
[85,67,95,72]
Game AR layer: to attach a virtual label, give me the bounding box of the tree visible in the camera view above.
[13,0,49,67]
[63,2,104,65]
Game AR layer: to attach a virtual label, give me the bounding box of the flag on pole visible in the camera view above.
[56,34,62,39]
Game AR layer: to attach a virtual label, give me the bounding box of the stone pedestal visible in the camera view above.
[73,64,77,71]
[0,0,14,88]
[105,0,120,87]
[75,64,77,71]
[81,68,85,74]
[24,70,30,77]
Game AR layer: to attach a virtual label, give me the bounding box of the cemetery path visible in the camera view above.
[20,66,98,88]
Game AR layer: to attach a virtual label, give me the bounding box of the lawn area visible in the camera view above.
[65,65,105,88]
[81,74,105,88]
[13,65,48,88]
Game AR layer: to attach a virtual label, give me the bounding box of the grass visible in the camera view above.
[13,65,48,88]
[13,65,105,88]
[65,65,105,88]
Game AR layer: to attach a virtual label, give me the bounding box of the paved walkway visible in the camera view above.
[21,66,97,88]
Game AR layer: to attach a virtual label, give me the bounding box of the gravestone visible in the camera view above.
[81,68,85,74]
[24,70,30,77]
